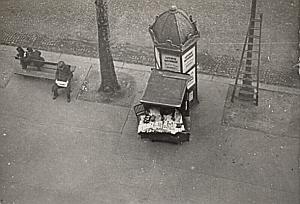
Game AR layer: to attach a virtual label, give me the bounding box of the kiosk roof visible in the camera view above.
[140,70,190,107]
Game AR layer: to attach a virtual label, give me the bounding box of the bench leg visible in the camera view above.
[66,85,71,102]
[52,84,59,100]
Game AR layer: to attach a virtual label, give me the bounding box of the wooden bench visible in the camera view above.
[14,68,56,80]
[14,57,76,80]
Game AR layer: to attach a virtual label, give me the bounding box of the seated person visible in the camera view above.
[16,46,25,58]
[16,47,28,69]
[17,47,45,70]
[29,49,45,69]
[52,61,73,102]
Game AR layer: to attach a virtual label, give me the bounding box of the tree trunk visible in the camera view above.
[95,0,120,92]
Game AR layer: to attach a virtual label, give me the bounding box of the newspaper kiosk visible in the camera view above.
[134,69,191,144]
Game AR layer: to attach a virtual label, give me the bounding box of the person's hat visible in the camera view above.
[57,61,65,68]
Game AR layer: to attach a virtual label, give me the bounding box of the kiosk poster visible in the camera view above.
[155,47,161,69]
[189,90,194,102]
[187,67,196,89]
[182,46,196,73]
[162,53,181,72]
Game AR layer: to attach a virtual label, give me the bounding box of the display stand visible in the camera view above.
[134,69,191,144]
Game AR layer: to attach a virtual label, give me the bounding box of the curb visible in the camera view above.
[1,44,299,96]
[197,73,300,95]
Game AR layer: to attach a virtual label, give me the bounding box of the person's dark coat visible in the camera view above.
[55,65,73,82]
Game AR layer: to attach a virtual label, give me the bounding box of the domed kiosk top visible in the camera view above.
[149,6,199,51]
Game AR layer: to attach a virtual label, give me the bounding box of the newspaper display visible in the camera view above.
[137,108,185,135]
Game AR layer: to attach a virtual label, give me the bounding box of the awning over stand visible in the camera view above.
[140,69,191,108]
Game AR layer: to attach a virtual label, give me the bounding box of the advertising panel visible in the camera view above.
[182,46,196,73]
[189,90,194,102]
[187,67,196,89]
[162,53,181,72]
[155,47,161,69]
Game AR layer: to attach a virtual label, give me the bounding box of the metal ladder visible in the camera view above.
[231,13,263,106]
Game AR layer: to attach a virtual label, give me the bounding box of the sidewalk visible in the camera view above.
[0,45,299,204]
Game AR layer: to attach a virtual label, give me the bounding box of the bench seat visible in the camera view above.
[14,65,76,81]
[14,67,55,80]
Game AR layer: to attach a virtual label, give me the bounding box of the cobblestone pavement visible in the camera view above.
[0,0,299,88]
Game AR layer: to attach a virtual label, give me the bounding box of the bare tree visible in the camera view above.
[95,0,120,92]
